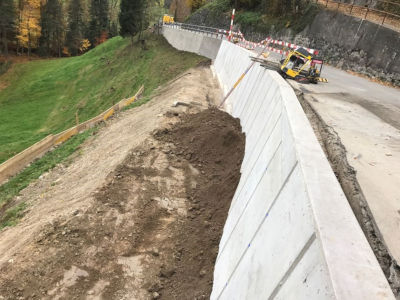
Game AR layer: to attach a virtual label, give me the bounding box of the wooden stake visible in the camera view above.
[75,111,79,126]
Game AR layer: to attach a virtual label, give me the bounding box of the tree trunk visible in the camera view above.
[58,38,61,57]
[28,30,31,57]
[4,36,8,57]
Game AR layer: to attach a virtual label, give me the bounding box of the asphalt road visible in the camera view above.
[290,61,400,264]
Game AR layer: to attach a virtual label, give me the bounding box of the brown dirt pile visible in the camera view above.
[152,107,245,299]
[0,107,245,299]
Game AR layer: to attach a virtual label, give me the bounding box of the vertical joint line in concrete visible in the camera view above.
[268,232,317,300]
[217,140,283,260]
[232,110,282,206]
[245,87,279,134]
[242,93,280,165]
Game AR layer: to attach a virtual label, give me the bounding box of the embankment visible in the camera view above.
[0,35,206,166]
[163,26,395,299]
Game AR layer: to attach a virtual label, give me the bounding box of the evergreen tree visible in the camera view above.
[119,0,148,40]
[109,21,119,38]
[88,0,109,46]
[39,0,64,57]
[0,0,16,56]
[66,0,85,55]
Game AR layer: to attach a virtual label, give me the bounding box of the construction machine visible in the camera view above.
[279,48,326,83]
[162,14,175,24]
[253,47,327,83]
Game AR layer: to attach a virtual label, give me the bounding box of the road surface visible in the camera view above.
[288,62,400,263]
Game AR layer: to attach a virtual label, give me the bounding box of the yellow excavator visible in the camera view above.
[162,14,175,24]
[255,47,328,83]
[279,48,326,83]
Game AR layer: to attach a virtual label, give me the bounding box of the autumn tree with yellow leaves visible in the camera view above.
[2,0,153,57]
[16,0,41,56]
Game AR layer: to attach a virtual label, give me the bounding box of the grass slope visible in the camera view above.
[0,34,206,164]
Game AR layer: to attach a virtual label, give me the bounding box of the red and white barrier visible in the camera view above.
[235,34,319,55]
[232,31,318,55]
[164,21,319,55]
[228,9,236,42]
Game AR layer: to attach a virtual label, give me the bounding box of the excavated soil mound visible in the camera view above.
[0,107,244,299]
[153,107,245,298]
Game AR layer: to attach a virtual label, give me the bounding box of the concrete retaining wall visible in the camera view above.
[162,26,222,60]
[162,27,394,299]
[212,41,394,299]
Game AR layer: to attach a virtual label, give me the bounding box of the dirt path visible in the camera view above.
[0,66,245,299]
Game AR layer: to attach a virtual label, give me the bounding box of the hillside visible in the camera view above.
[0,63,238,299]
[186,0,321,39]
[0,35,207,164]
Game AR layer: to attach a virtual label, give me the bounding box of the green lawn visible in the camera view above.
[0,34,206,164]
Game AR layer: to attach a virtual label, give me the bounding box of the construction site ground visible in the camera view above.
[0,66,246,299]
[2,44,400,299]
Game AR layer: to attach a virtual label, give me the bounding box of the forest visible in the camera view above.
[0,0,161,58]
[1,0,399,59]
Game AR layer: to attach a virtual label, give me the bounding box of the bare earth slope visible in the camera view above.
[0,66,245,299]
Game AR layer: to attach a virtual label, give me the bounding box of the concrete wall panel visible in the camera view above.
[228,102,282,214]
[199,36,222,59]
[163,26,224,60]
[219,116,283,249]
[274,239,335,300]
[213,165,317,299]
[214,40,394,300]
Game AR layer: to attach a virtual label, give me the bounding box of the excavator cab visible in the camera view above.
[309,58,324,83]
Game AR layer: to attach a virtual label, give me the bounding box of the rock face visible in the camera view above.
[295,10,400,86]
[186,7,400,86]
[186,6,230,29]
[342,0,378,6]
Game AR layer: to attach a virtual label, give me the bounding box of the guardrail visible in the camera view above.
[163,23,319,55]
[314,0,400,31]
[165,22,245,40]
